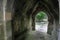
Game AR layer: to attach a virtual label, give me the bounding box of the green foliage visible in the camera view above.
[36,11,46,21]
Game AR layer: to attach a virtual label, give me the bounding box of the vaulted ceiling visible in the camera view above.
[4,0,59,19]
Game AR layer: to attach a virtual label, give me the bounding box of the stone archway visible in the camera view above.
[7,0,59,40]
[32,9,54,35]
[0,0,58,40]
[31,1,59,40]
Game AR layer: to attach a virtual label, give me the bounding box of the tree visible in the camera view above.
[36,11,46,21]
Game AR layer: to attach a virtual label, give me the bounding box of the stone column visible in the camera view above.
[47,17,53,35]
[47,22,53,35]
[51,19,56,40]
[0,0,7,40]
[51,19,59,40]
[55,19,59,40]
[0,0,5,40]
[32,15,35,30]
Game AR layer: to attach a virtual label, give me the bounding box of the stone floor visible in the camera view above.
[25,31,51,40]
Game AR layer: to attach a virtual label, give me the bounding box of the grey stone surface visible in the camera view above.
[25,31,51,40]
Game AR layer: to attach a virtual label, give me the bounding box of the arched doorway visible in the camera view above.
[35,11,48,33]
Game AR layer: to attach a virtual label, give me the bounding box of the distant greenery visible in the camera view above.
[36,11,46,21]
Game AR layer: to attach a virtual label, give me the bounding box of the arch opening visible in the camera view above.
[35,11,48,33]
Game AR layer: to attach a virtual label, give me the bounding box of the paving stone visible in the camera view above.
[25,31,51,40]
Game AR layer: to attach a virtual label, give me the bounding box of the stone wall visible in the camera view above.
[0,0,5,40]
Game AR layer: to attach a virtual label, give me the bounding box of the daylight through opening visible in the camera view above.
[35,11,48,33]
